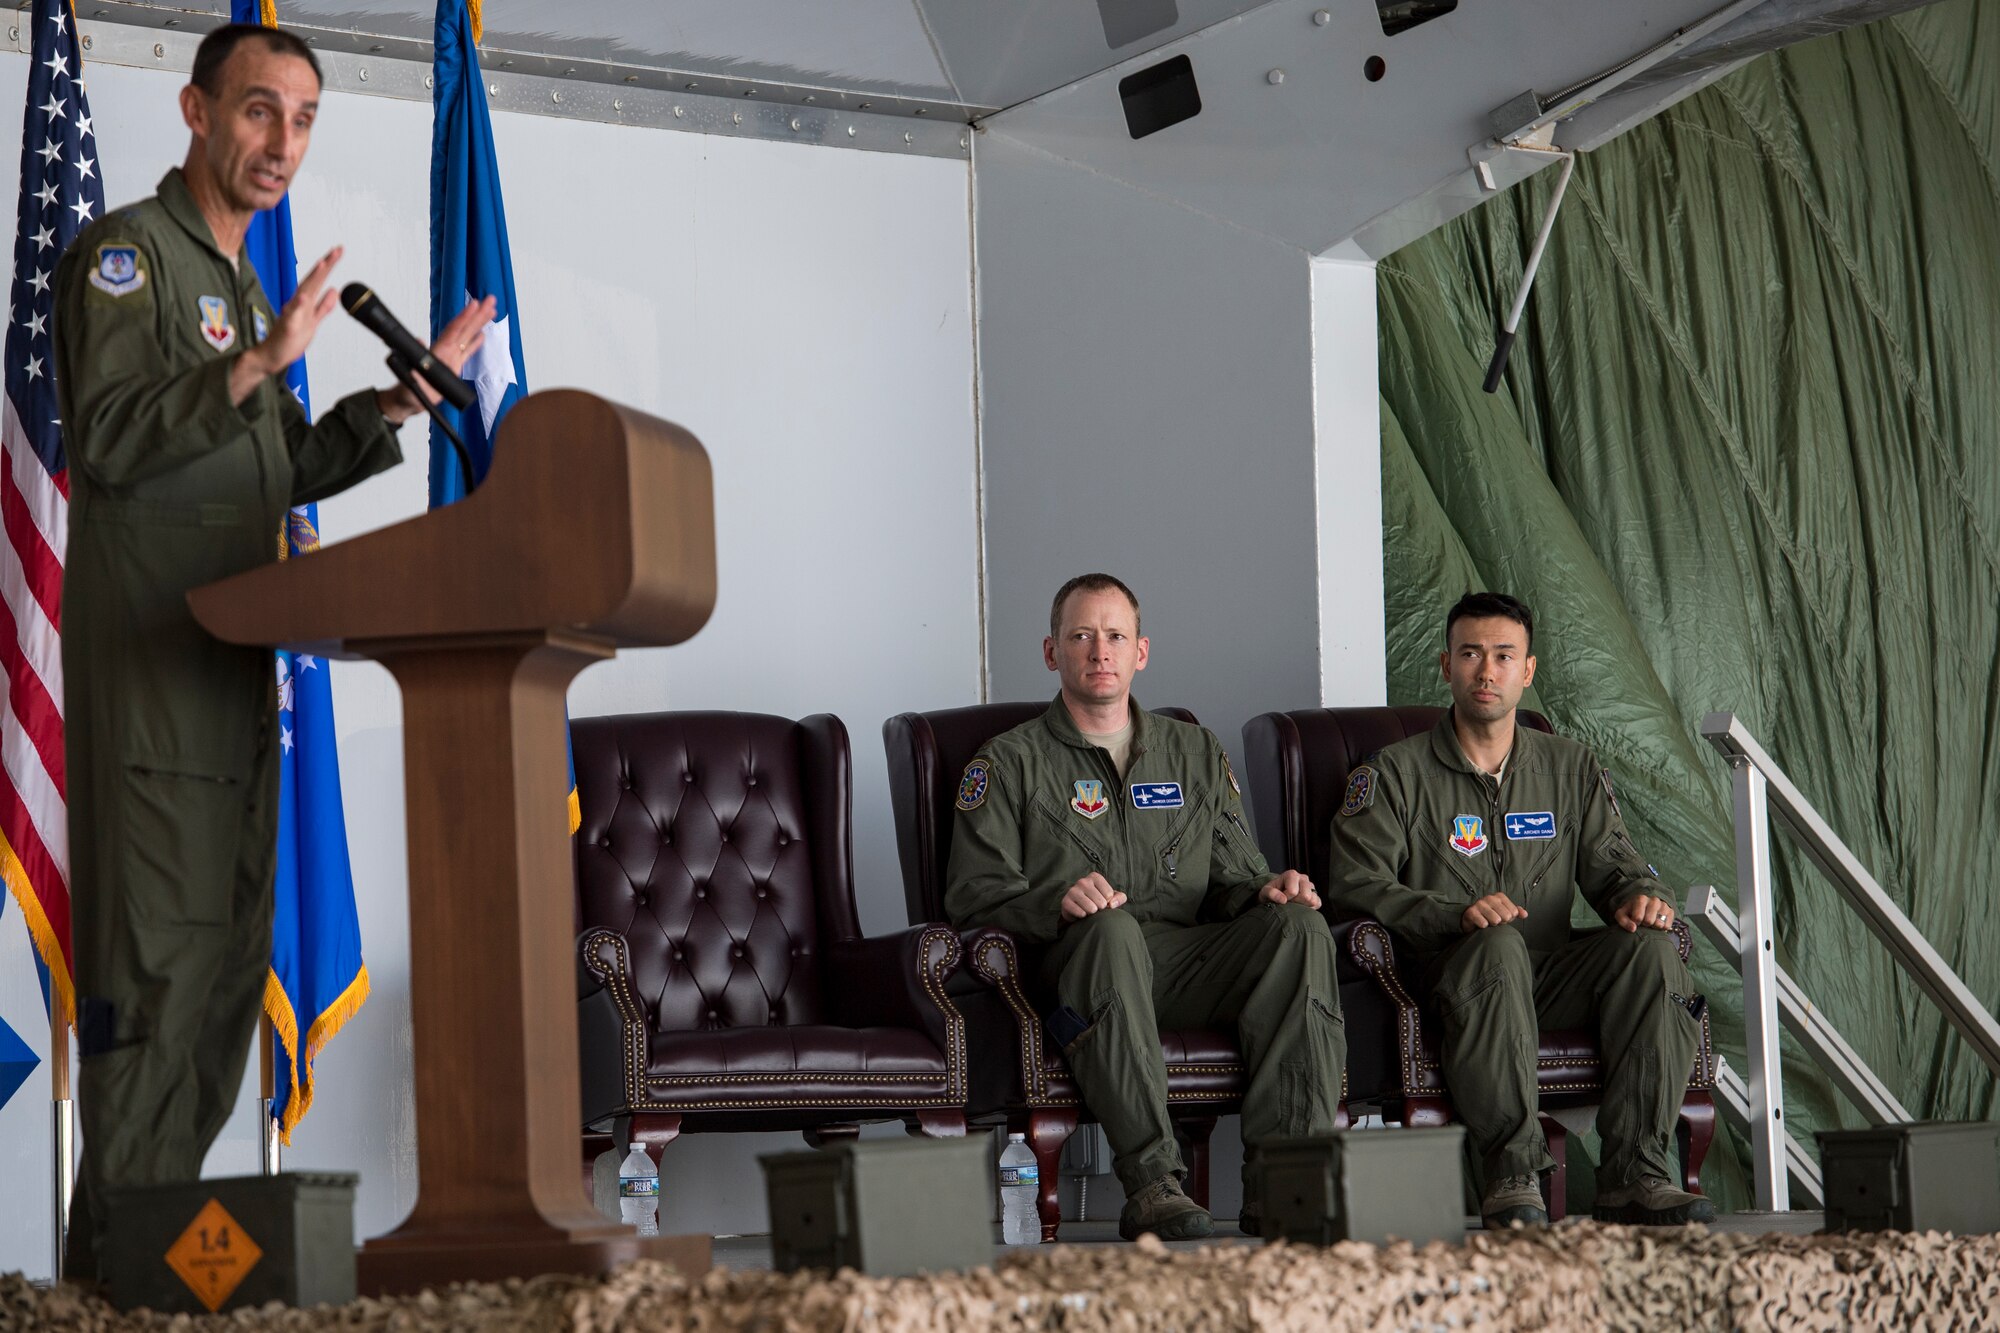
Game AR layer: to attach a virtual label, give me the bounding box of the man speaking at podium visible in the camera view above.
[51,23,495,1278]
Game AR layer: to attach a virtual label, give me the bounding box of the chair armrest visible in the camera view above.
[957,926,1050,1102]
[577,928,648,1128]
[1346,918,1430,1098]
[1667,919,1717,1087]
[825,925,967,1100]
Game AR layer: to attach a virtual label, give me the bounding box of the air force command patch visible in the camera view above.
[1339,764,1377,817]
[955,759,990,811]
[197,295,236,352]
[1449,814,1488,857]
[89,244,145,297]
[1071,780,1108,819]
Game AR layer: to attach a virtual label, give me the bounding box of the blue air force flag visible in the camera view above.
[236,0,367,1144]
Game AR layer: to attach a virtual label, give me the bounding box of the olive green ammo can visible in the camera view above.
[762,1137,993,1275]
[100,1172,358,1314]
[1255,1127,1467,1247]
[1818,1122,2000,1234]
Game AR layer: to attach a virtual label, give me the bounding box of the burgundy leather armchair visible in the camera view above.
[883,702,1248,1241]
[575,711,968,1166]
[1240,705,1716,1219]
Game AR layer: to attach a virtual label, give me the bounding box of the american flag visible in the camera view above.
[2,0,102,1022]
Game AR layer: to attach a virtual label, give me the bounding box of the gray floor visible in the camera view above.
[711,1210,1830,1271]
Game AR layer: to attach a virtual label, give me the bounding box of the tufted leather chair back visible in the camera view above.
[883,701,1198,928]
[572,711,858,1032]
[1241,705,1553,906]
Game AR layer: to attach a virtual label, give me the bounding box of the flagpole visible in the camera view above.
[49,1008,71,1281]
[259,1013,280,1175]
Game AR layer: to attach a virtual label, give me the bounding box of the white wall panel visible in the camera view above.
[0,54,977,1277]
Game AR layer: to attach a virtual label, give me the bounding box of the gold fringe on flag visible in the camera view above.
[1,835,73,1025]
[259,0,277,25]
[263,962,372,1143]
[468,0,482,43]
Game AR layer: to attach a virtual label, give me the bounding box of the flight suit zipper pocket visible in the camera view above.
[1151,795,1201,880]
[1034,798,1103,867]
[1523,818,1575,898]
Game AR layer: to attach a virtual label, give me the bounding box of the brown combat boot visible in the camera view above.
[1119,1174,1215,1241]
[1593,1176,1717,1225]
[1480,1173,1549,1230]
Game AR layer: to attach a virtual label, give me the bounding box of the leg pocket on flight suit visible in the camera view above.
[120,760,245,928]
[1431,965,1508,1021]
[1276,995,1346,1133]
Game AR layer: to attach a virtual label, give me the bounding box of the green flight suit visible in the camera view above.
[946,697,1347,1195]
[54,168,402,1276]
[1327,712,1702,1188]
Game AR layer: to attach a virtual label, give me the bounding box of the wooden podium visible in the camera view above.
[189,389,717,1294]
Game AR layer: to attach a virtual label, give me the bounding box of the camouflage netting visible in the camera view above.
[7,1226,2000,1332]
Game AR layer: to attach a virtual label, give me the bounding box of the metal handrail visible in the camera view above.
[1702,711,2000,1211]
[1709,1056,1824,1206]
[1686,884,1911,1126]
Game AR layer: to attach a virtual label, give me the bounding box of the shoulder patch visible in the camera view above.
[955,758,990,811]
[88,243,146,297]
[1340,764,1377,817]
[1599,767,1622,820]
[1224,754,1240,796]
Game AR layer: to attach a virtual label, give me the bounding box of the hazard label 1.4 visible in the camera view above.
[162,1197,264,1312]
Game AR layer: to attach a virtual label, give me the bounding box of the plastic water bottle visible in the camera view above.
[998,1133,1040,1245]
[618,1142,660,1237]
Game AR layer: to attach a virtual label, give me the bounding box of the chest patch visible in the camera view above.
[90,244,145,297]
[1449,814,1488,857]
[1504,811,1556,840]
[955,759,989,811]
[1131,782,1183,810]
[197,295,235,352]
[252,308,270,343]
[1071,780,1108,820]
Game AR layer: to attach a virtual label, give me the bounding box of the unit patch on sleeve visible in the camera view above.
[1449,814,1488,857]
[1339,764,1377,817]
[1503,811,1556,840]
[1599,768,1622,820]
[89,244,145,297]
[1223,756,1240,796]
[955,758,990,811]
[1130,782,1184,810]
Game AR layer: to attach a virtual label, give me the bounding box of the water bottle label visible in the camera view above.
[619,1177,660,1198]
[999,1165,1040,1187]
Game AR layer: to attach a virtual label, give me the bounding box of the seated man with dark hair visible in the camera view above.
[1329,592,1713,1228]
[946,573,1347,1240]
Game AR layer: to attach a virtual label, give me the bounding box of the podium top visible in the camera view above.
[189,389,716,655]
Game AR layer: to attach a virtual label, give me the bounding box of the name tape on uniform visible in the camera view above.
[1131,782,1184,810]
[1503,811,1556,840]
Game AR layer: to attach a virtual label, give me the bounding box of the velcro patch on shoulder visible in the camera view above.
[1340,764,1378,817]
[956,758,991,811]
[87,242,149,299]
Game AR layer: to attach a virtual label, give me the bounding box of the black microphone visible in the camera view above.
[339,283,476,412]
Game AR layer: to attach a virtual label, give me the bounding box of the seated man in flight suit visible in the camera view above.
[1330,591,1713,1228]
[946,573,1347,1240]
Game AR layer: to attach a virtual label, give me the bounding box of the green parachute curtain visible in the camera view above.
[1378,0,2000,1212]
